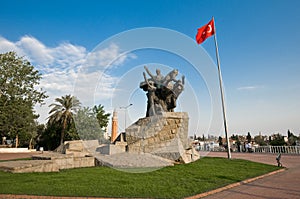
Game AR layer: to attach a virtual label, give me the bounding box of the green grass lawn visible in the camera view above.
[0,157,280,198]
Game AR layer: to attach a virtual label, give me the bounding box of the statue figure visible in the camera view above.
[144,66,164,89]
[140,66,185,117]
[173,75,185,97]
[162,69,179,89]
[143,72,157,116]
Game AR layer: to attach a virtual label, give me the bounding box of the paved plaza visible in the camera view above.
[0,151,299,199]
[202,152,300,199]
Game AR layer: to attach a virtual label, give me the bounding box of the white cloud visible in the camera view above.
[50,42,87,71]
[17,36,54,65]
[0,37,20,53]
[237,85,262,91]
[0,35,136,123]
[0,35,87,73]
[84,43,137,72]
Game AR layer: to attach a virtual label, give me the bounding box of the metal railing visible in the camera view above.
[196,145,300,154]
[254,146,300,154]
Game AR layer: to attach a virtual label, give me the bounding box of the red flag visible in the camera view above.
[196,18,215,44]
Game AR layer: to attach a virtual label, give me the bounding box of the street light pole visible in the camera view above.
[120,103,133,131]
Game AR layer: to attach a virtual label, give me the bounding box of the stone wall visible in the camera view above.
[96,143,127,155]
[0,140,99,173]
[0,160,59,173]
[126,112,197,163]
[0,153,95,173]
[63,140,99,157]
[33,152,95,171]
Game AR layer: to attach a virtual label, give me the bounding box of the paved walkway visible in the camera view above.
[202,152,300,199]
[0,152,299,198]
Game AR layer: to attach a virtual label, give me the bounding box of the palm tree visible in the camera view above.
[48,95,81,149]
[92,104,111,129]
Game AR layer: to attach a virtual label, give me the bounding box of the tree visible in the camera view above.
[270,133,286,146]
[74,107,102,140]
[287,129,298,146]
[287,129,292,138]
[39,122,61,151]
[48,95,81,148]
[0,52,47,144]
[218,136,223,146]
[231,134,239,140]
[254,135,267,146]
[35,123,45,148]
[92,104,110,129]
[246,132,252,143]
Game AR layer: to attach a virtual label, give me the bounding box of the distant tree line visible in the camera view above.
[229,130,299,146]
[194,130,299,148]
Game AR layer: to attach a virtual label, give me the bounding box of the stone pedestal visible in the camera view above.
[126,112,199,163]
[63,140,99,157]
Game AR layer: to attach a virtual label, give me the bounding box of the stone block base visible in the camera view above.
[126,112,199,163]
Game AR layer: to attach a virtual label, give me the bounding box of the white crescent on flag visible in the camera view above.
[207,25,212,33]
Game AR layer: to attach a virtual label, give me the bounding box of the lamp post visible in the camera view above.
[120,103,133,131]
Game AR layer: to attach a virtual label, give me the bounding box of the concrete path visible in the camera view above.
[202,152,300,199]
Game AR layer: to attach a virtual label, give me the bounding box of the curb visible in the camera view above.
[184,168,286,199]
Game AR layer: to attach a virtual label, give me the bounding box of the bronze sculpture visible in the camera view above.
[140,66,185,117]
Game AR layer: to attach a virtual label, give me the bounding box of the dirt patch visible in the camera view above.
[0,152,40,161]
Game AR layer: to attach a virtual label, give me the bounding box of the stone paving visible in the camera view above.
[201,152,300,199]
[95,152,174,169]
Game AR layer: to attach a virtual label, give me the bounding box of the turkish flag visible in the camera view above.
[196,18,215,44]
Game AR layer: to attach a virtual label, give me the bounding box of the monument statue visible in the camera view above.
[140,66,185,117]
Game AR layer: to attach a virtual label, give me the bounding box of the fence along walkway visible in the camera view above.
[254,145,300,154]
[198,145,300,155]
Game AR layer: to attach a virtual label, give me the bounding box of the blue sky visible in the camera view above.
[0,0,299,137]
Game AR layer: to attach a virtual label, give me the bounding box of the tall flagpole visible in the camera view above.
[212,17,231,159]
